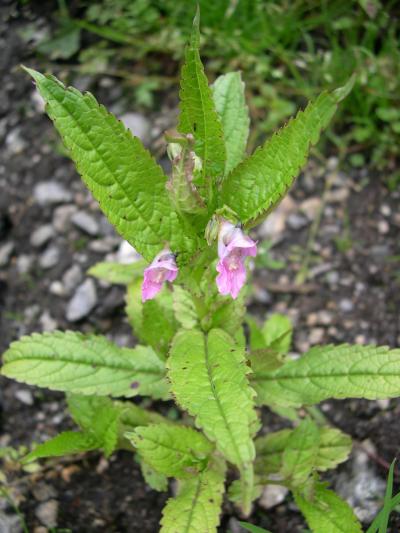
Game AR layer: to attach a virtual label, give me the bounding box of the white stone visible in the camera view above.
[116,240,141,264]
[15,389,34,406]
[0,242,14,267]
[259,484,288,509]
[39,311,58,332]
[71,210,99,236]
[66,279,97,322]
[39,246,60,270]
[35,500,58,528]
[30,225,55,247]
[34,181,72,205]
[62,264,83,294]
[119,112,151,145]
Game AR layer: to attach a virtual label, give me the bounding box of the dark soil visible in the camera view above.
[1,2,400,532]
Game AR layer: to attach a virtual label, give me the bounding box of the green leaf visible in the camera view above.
[239,523,272,533]
[247,316,267,351]
[37,22,81,60]
[212,72,250,175]
[24,67,199,263]
[255,427,352,476]
[67,395,121,456]
[262,314,293,353]
[177,12,226,203]
[23,431,97,463]
[88,260,145,285]
[128,424,213,478]
[173,286,198,329]
[168,329,256,469]
[220,79,353,226]
[379,459,396,533]
[160,458,226,533]
[251,344,400,407]
[281,419,320,487]
[126,279,179,359]
[294,483,363,533]
[140,460,168,492]
[366,466,400,533]
[1,331,168,399]
[316,428,353,471]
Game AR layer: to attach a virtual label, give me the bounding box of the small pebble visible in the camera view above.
[16,254,33,274]
[32,483,57,502]
[71,210,99,236]
[39,246,60,270]
[309,328,325,345]
[34,181,72,205]
[30,225,55,248]
[52,205,77,233]
[0,242,14,267]
[66,279,98,322]
[49,281,65,296]
[339,298,354,313]
[39,311,58,332]
[15,389,34,406]
[259,485,288,509]
[287,213,308,230]
[377,219,389,234]
[35,500,58,528]
[116,240,141,264]
[6,127,27,154]
[300,197,322,220]
[119,112,151,145]
[62,264,83,294]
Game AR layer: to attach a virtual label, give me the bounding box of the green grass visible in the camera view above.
[27,0,400,184]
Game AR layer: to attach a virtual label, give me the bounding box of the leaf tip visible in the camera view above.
[334,73,356,102]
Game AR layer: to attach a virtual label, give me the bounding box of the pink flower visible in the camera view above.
[142,249,178,302]
[216,221,257,299]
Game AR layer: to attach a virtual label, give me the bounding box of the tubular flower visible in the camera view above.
[216,220,257,299]
[142,249,178,302]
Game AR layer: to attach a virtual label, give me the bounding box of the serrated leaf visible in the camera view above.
[251,344,400,407]
[140,460,168,492]
[160,458,226,533]
[23,431,97,463]
[24,67,199,263]
[255,427,352,476]
[281,419,320,487]
[118,401,168,429]
[294,483,363,533]
[317,428,352,471]
[128,424,213,478]
[220,80,353,226]
[67,394,120,456]
[168,329,256,468]
[247,316,267,351]
[212,71,250,175]
[1,331,168,399]
[262,313,293,354]
[173,286,198,329]
[177,12,226,203]
[126,279,179,359]
[88,260,145,285]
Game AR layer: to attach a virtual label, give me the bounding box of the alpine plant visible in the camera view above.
[2,10,399,533]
